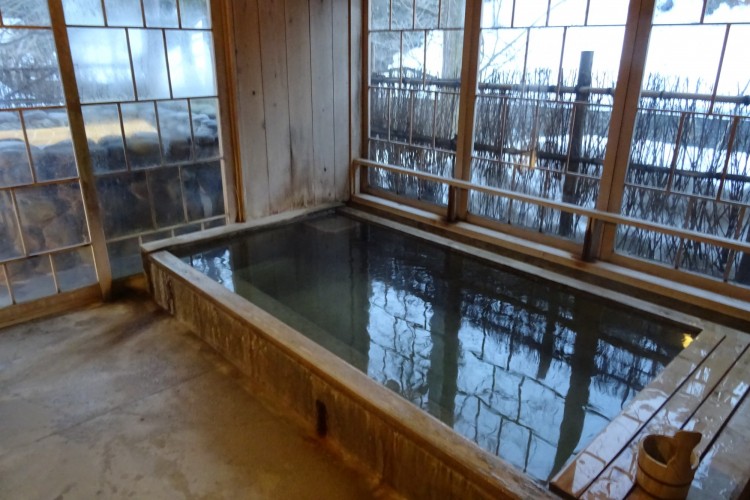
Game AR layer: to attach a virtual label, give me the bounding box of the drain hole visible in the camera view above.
[315,400,328,437]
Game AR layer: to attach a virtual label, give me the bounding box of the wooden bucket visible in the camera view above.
[636,431,701,499]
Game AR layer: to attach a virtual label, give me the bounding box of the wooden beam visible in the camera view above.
[48,0,112,300]
[211,0,244,222]
[352,159,750,255]
[595,0,656,259]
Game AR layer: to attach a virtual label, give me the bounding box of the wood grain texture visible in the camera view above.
[231,0,271,218]
[310,0,336,203]
[258,0,294,214]
[285,0,315,206]
[332,0,351,201]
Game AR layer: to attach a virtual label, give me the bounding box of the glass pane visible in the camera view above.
[414,0,439,30]
[143,0,179,27]
[82,104,127,174]
[69,27,135,103]
[370,32,401,79]
[704,0,750,23]
[561,27,624,88]
[402,31,425,79]
[157,100,192,163]
[122,101,161,169]
[392,0,413,30]
[141,229,172,242]
[182,161,224,221]
[439,0,464,29]
[179,0,210,29]
[0,29,65,109]
[481,0,512,28]
[203,217,225,229]
[148,166,185,227]
[513,0,548,28]
[107,237,142,278]
[15,182,89,254]
[587,0,629,25]
[653,0,702,24]
[716,25,750,103]
[53,246,97,291]
[62,0,105,26]
[129,28,171,100]
[191,98,220,160]
[166,30,216,98]
[370,0,389,30]
[549,0,587,26]
[24,108,78,181]
[7,255,56,303]
[103,0,143,26]
[173,221,201,235]
[643,25,724,97]
[96,171,153,238]
[0,0,51,26]
[0,111,33,187]
[0,265,11,307]
[0,190,24,261]
[526,28,563,85]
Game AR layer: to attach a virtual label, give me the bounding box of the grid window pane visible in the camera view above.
[157,99,193,163]
[103,0,144,27]
[82,104,127,174]
[15,182,89,254]
[0,0,51,26]
[0,29,65,109]
[0,110,33,187]
[7,255,56,303]
[122,101,161,169]
[62,0,104,26]
[53,246,97,291]
[0,190,24,261]
[143,0,179,28]
[96,171,153,238]
[148,166,185,227]
[24,108,78,181]
[182,161,223,220]
[129,28,171,100]
[0,265,11,307]
[179,0,211,29]
[191,97,220,160]
[69,27,135,103]
[166,30,217,98]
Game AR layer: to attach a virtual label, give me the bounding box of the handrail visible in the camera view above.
[352,158,750,255]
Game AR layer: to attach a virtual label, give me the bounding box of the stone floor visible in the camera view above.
[0,293,383,499]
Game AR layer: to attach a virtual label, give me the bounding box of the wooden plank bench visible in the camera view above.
[550,329,750,499]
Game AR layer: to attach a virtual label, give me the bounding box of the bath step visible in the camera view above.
[550,328,750,499]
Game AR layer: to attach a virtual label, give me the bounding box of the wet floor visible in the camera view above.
[0,293,383,499]
[180,213,690,482]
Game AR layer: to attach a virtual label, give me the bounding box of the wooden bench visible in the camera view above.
[550,329,750,499]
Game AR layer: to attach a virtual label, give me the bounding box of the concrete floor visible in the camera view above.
[0,293,384,499]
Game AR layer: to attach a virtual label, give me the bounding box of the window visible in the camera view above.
[64,0,226,279]
[0,0,96,306]
[364,0,750,292]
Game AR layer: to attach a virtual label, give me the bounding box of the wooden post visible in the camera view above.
[590,0,655,261]
[559,51,593,239]
[453,0,482,220]
[211,0,244,222]
[47,0,112,299]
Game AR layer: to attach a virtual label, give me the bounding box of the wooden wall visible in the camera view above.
[227,0,359,219]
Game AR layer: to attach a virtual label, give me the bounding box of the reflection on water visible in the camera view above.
[179,214,688,482]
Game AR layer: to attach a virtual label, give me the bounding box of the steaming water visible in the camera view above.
[178,213,689,483]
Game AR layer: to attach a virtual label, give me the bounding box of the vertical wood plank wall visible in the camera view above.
[229,0,356,219]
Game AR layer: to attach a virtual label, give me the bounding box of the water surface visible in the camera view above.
[178,214,689,482]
